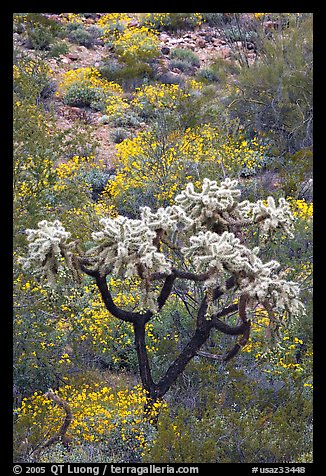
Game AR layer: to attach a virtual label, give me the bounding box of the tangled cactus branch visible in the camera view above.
[30,389,72,459]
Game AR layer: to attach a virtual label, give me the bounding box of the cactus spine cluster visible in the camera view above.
[20,178,304,320]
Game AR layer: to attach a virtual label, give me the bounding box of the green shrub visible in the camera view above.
[200,12,232,27]
[169,59,193,73]
[78,168,111,200]
[48,41,69,58]
[63,83,106,110]
[87,25,104,39]
[209,57,240,77]
[98,115,110,125]
[272,148,313,198]
[26,27,54,50]
[196,67,220,83]
[99,61,123,81]
[141,13,203,32]
[65,22,82,33]
[109,110,142,128]
[170,48,200,67]
[100,61,154,90]
[226,15,313,155]
[68,28,95,48]
[223,27,258,43]
[144,383,312,463]
[110,128,130,144]
[39,79,57,100]
[25,13,61,50]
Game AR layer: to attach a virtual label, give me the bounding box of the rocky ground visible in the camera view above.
[13,14,258,168]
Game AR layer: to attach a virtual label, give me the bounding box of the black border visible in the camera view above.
[6,3,320,473]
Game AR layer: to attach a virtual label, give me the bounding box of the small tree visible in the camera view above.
[20,178,305,404]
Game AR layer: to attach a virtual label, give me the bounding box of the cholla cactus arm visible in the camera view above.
[181,219,304,325]
[181,230,255,303]
[251,196,295,239]
[141,205,192,252]
[84,215,173,313]
[175,178,241,216]
[19,220,79,285]
[174,178,242,233]
[172,178,294,246]
[238,263,305,322]
[87,215,172,277]
[140,206,179,232]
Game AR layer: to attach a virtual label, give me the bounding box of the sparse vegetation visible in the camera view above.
[170,48,200,67]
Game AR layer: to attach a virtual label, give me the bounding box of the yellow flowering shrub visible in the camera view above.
[14,154,54,204]
[98,13,132,41]
[14,382,166,460]
[253,13,269,20]
[57,67,129,116]
[98,15,160,63]
[58,200,117,242]
[13,268,163,394]
[289,199,313,220]
[53,154,103,191]
[49,155,117,238]
[61,13,84,24]
[241,308,312,385]
[132,82,192,112]
[103,124,268,208]
[13,273,75,391]
[13,57,64,242]
[61,278,161,364]
[13,57,50,95]
[114,26,160,63]
[15,275,160,373]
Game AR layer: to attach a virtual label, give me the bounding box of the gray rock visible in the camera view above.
[195,38,206,48]
[161,46,170,55]
[298,179,313,202]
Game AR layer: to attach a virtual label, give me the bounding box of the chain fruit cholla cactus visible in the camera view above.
[20,178,305,402]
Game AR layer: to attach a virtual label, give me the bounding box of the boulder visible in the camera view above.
[160,33,170,43]
[128,19,140,28]
[161,46,170,55]
[195,37,206,48]
[298,179,313,202]
[215,46,232,59]
[213,38,226,47]
[67,53,78,61]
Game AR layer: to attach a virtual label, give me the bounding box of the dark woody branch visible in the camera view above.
[223,294,251,362]
[151,268,213,282]
[79,257,251,399]
[157,272,177,310]
[94,271,177,324]
[30,390,72,458]
[197,276,236,326]
[95,274,147,323]
[155,302,245,398]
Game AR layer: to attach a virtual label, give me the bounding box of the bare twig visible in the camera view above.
[30,390,72,458]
